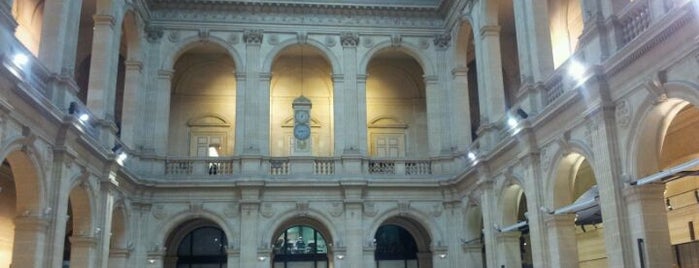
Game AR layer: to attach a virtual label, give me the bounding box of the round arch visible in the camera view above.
[261,209,338,247]
[498,182,526,225]
[109,201,129,249]
[628,81,699,179]
[120,9,142,60]
[453,19,476,67]
[261,39,341,74]
[545,144,597,208]
[156,209,235,249]
[359,41,435,77]
[163,37,244,71]
[66,178,97,236]
[366,207,441,249]
[0,144,45,212]
[163,218,228,257]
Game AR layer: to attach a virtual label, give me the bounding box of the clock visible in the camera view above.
[295,110,310,124]
[293,124,311,140]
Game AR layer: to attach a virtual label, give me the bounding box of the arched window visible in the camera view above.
[176,227,227,268]
[374,225,418,267]
[273,225,329,268]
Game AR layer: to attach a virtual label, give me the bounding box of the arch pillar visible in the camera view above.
[239,202,260,267]
[11,215,49,268]
[417,251,431,268]
[462,243,484,267]
[424,74,443,157]
[451,67,472,149]
[108,248,131,268]
[495,232,522,268]
[69,235,99,268]
[153,69,173,155]
[344,202,363,268]
[475,25,507,150]
[338,33,362,155]
[623,183,672,267]
[545,214,578,267]
[362,246,376,268]
[86,13,120,123]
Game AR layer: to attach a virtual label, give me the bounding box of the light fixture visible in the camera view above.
[12,53,29,68]
[568,60,586,82]
[506,117,518,129]
[112,143,128,165]
[79,113,90,122]
[439,253,447,259]
[336,254,345,260]
[147,259,156,264]
[257,256,267,262]
[467,152,477,161]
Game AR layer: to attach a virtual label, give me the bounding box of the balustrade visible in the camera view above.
[618,0,651,46]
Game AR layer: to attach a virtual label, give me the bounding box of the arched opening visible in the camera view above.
[169,43,237,156]
[11,0,44,56]
[62,183,94,267]
[0,150,43,267]
[499,184,532,268]
[269,45,334,156]
[272,225,330,268]
[374,217,432,268]
[165,219,228,268]
[463,205,485,266]
[548,0,584,68]
[108,203,129,266]
[0,161,17,267]
[657,104,699,267]
[497,0,522,107]
[366,50,427,157]
[454,20,480,142]
[553,154,608,267]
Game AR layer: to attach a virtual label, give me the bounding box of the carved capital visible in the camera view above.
[93,15,115,27]
[243,29,264,45]
[340,32,359,47]
[145,25,164,43]
[480,25,501,38]
[433,32,451,49]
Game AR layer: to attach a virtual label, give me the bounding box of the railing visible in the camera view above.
[152,156,449,179]
[543,73,564,106]
[618,0,651,46]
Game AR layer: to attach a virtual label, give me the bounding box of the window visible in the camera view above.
[375,225,418,268]
[273,225,329,268]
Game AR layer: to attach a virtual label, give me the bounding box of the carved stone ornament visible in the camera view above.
[296,201,310,216]
[584,115,600,148]
[419,38,430,49]
[431,203,443,218]
[329,202,344,217]
[615,98,631,129]
[243,29,264,45]
[145,26,164,43]
[340,32,359,47]
[268,34,279,45]
[362,37,374,48]
[228,33,240,46]
[224,202,239,218]
[398,201,410,216]
[260,203,275,218]
[433,32,451,49]
[198,29,210,41]
[296,31,307,44]
[540,144,552,172]
[168,31,180,43]
[391,34,402,47]
[363,202,378,217]
[189,201,204,213]
[324,36,337,48]
[152,204,166,220]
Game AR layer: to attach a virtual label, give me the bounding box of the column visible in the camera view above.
[234,72,246,155]
[475,25,506,149]
[153,69,173,155]
[519,154,549,267]
[120,60,143,148]
[478,181,498,268]
[623,183,672,267]
[238,185,261,267]
[70,235,99,268]
[108,248,131,268]
[38,0,82,109]
[240,29,265,155]
[11,215,49,268]
[462,244,484,267]
[450,66,472,150]
[345,202,363,268]
[339,32,362,155]
[95,180,116,268]
[86,14,120,121]
[496,232,522,268]
[545,214,578,267]
[331,74,346,154]
[444,202,464,268]
[424,75,443,157]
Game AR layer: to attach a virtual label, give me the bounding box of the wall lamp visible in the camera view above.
[69,101,91,123]
[112,143,128,165]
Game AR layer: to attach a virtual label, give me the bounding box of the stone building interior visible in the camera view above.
[0,0,699,267]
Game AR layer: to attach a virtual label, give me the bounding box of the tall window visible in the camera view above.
[374,225,418,268]
[176,227,227,268]
[273,225,328,268]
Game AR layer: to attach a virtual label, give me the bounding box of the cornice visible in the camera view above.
[144,0,455,29]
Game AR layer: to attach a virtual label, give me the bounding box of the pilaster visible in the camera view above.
[424,74,442,157]
[120,60,144,149]
[340,32,362,155]
[86,14,119,121]
[69,235,99,268]
[153,69,173,155]
[544,214,578,267]
[11,215,49,268]
[450,66,472,151]
[495,231,522,268]
[241,29,266,155]
[476,25,506,124]
[344,201,363,268]
[623,183,672,267]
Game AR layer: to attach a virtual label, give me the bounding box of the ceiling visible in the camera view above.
[149,0,444,8]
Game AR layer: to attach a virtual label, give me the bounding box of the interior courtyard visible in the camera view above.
[0,0,699,267]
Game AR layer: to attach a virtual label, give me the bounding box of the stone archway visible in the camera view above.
[374,216,432,268]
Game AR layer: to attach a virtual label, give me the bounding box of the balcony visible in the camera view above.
[127,155,461,182]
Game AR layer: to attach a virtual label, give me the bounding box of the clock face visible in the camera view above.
[294,124,311,140]
[295,110,310,123]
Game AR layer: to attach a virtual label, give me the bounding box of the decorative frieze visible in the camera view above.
[329,202,344,217]
[227,33,240,46]
[168,31,180,43]
[324,36,337,47]
[615,98,631,129]
[145,25,164,43]
[243,29,263,45]
[340,32,359,47]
